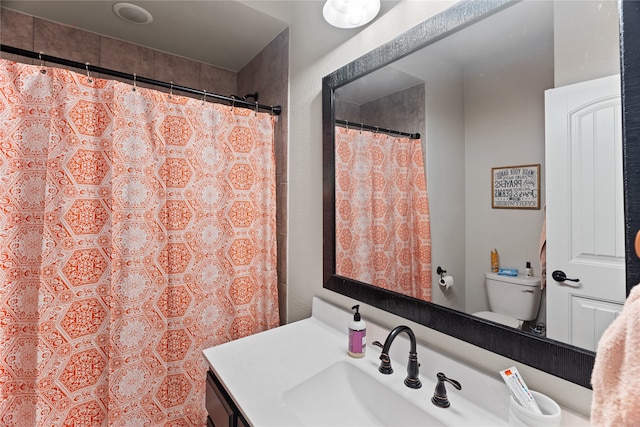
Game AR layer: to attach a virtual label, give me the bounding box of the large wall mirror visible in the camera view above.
[323,0,640,389]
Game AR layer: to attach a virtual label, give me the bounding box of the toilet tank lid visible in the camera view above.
[485,271,541,287]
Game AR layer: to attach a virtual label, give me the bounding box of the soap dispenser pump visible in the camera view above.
[348,305,366,358]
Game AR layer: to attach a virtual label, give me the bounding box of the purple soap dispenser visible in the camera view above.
[348,305,366,358]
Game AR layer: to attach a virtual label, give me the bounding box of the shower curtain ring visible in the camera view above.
[85,62,92,83]
[360,123,364,133]
[255,101,259,116]
[202,90,207,104]
[345,120,349,130]
[39,52,46,74]
[169,81,173,99]
[375,126,379,133]
[132,73,137,91]
[231,96,236,112]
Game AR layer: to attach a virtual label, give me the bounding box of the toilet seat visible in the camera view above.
[474,311,522,329]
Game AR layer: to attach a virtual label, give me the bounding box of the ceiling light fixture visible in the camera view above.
[113,2,153,25]
[323,0,381,29]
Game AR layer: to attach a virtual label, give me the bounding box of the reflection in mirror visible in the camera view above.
[323,0,639,389]
[334,125,432,301]
[331,0,622,351]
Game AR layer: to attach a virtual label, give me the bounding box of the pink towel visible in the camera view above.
[591,285,640,426]
[539,212,546,290]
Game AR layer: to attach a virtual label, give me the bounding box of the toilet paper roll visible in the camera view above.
[439,275,454,290]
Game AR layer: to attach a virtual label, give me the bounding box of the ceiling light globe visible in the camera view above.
[323,0,381,29]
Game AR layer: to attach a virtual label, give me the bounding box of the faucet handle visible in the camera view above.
[372,341,393,374]
[431,372,462,408]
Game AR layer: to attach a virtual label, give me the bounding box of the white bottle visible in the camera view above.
[348,305,366,358]
[525,261,533,277]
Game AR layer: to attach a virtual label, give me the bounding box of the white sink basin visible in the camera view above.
[282,361,445,426]
[204,299,548,426]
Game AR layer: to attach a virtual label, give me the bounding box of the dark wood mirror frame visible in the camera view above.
[322,0,640,389]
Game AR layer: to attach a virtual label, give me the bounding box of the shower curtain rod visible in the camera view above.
[0,44,282,116]
[335,119,420,139]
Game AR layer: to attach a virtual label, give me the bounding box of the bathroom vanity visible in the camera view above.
[205,368,249,427]
[203,298,589,426]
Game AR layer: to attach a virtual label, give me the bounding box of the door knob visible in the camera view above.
[551,270,579,282]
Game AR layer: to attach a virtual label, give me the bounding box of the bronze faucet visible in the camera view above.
[372,325,422,389]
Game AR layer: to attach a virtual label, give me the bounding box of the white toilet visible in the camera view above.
[473,272,542,329]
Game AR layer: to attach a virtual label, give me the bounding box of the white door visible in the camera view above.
[545,75,625,351]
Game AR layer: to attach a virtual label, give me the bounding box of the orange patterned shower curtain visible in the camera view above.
[335,126,432,301]
[0,59,279,426]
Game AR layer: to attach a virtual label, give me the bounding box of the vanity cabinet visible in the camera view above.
[206,369,248,427]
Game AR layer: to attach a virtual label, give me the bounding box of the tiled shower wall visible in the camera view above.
[335,84,425,138]
[0,8,289,324]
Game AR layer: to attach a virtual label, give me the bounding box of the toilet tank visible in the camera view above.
[484,272,541,321]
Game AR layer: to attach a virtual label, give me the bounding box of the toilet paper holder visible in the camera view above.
[437,266,454,290]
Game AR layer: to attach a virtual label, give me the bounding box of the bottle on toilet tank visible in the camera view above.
[525,262,532,277]
[491,249,499,273]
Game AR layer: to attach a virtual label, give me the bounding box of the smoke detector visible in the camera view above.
[113,3,153,25]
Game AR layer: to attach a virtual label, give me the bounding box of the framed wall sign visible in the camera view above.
[492,164,540,209]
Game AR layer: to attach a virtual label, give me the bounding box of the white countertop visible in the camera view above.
[203,297,590,426]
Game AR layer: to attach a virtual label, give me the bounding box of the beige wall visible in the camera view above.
[463,44,551,315]
[554,0,620,87]
[425,66,466,312]
[288,0,592,416]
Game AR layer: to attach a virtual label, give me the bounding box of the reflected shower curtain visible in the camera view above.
[335,126,432,301]
[0,59,279,426]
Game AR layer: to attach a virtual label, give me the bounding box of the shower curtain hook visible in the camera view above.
[85,62,93,83]
[345,120,349,130]
[375,126,379,133]
[169,81,173,99]
[202,89,207,104]
[39,52,46,74]
[231,96,236,113]
[132,73,137,91]
[360,123,364,134]
[255,101,259,116]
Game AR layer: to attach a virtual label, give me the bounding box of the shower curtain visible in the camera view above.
[335,126,432,301]
[0,59,279,426]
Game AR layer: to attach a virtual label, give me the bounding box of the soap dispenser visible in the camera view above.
[348,305,366,358]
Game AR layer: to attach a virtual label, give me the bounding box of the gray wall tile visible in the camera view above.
[154,51,201,97]
[1,8,34,63]
[99,37,155,84]
[34,18,100,69]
